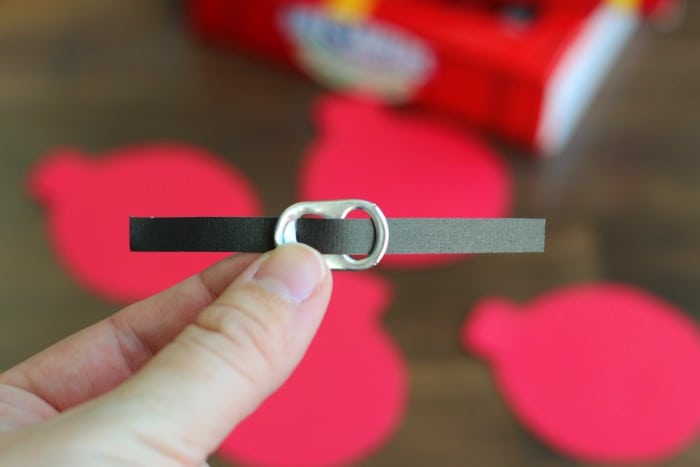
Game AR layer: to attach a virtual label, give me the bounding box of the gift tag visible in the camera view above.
[299,95,512,268]
[219,272,407,466]
[29,144,261,302]
[462,283,700,463]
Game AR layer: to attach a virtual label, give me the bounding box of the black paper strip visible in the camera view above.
[130,217,545,254]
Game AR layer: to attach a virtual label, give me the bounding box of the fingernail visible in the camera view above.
[254,243,327,304]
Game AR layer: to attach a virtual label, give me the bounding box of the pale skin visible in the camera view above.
[0,243,332,466]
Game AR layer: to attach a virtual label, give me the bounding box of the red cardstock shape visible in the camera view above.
[462,283,700,463]
[299,94,512,269]
[219,272,407,466]
[28,144,262,303]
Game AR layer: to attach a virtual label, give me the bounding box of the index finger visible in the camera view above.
[0,253,259,411]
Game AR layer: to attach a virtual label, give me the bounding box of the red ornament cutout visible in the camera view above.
[28,144,261,303]
[462,283,700,463]
[299,94,512,269]
[220,272,407,467]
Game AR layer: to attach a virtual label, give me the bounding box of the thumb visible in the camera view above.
[71,243,332,465]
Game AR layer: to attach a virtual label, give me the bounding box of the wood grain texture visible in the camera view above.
[0,1,698,465]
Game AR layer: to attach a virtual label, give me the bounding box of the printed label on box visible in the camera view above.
[280,4,435,101]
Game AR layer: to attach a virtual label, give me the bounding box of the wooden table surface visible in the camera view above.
[1,1,698,466]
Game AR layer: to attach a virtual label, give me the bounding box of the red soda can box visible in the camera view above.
[188,0,646,155]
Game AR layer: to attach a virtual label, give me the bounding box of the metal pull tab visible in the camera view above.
[274,199,389,270]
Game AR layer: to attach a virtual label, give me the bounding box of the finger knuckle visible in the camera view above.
[192,289,290,386]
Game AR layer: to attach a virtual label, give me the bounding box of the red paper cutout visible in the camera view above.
[299,95,512,268]
[219,272,407,467]
[28,144,261,303]
[462,283,700,463]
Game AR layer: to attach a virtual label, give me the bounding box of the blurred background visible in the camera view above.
[1,0,698,465]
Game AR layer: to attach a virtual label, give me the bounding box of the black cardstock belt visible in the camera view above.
[130,199,545,270]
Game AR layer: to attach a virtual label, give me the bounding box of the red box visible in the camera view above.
[189,0,643,155]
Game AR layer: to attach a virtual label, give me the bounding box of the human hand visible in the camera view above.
[0,244,332,466]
